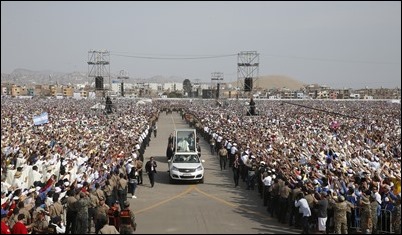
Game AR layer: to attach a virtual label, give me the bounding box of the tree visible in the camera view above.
[183,79,192,96]
[168,91,183,98]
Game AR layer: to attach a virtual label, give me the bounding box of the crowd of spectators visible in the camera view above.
[1,97,158,233]
[184,98,401,234]
[1,97,400,234]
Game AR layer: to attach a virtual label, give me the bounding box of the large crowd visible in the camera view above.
[1,97,401,234]
[1,97,158,234]
[185,98,401,234]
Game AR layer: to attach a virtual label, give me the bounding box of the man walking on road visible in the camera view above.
[218,145,228,170]
[145,156,157,187]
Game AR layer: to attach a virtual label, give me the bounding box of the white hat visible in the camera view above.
[251,155,256,159]
[36,186,41,192]
[385,197,390,202]
[260,161,266,165]
[127,159,132,163]
[55,187,61,193]
[233,143,237,146]
[29,188,36,193]
[64,181,70,187]
[13,196,19,200]
[296,175,302,180]
[313,179,319,185]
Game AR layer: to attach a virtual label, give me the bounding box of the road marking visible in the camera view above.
[194,187,237,207]
[134,185,195,214]
[170,113,176,129]
[193,187,300,233]
[134,185,300,234]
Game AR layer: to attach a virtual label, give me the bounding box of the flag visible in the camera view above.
[33,112,49,125]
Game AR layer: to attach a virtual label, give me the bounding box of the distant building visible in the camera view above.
[63,86,74,97]
[11,85,28,97]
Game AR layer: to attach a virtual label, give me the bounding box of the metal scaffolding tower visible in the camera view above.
[237,51,259,97]
[87,50,111,96]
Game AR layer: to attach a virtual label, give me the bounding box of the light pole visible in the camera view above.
[117,70,129,97]
[211,72,223,99]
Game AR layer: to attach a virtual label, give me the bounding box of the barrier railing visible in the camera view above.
[349,206,395,234]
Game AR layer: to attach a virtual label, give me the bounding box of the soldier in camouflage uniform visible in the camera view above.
[330,195,354,234]
[75,191,91,234]
[360,193,372,234]
[32,208,49,234]
[392,196,401,234]
[370,195,380,234]
[95,196,109,234]
[88,188,100,233]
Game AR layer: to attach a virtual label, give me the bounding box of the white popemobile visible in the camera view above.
[168,129,205,184]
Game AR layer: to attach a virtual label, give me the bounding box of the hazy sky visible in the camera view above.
[1,1,401,88]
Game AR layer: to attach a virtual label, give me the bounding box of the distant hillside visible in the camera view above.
[0,69,186,85]
[1,69,305,90]
[228,75,305,90]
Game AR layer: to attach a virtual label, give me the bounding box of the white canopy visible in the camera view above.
[90,103,105,110]
[136,98,152,105]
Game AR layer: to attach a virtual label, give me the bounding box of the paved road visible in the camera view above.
[129,112,301,234]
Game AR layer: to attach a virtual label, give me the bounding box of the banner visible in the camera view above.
[33,112,49,125]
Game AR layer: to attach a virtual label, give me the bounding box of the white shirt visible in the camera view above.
[262,175,272,186]
[126,163,134,175]
[230,146,238,155]
[295,198,311,217]
[226,142,232,150]
[29,169,43,187]
[241,154,249,165]
[1,196,9,206]
[51,223,66,234]
[12,177,24,190]
[1,181,11,193]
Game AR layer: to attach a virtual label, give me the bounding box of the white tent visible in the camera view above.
[388,99,400,104]
[136,98,152,105]
[90,103,105,110]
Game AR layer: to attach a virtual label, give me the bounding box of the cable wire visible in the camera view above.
[262,54,399,65]
[110,53,237,60]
